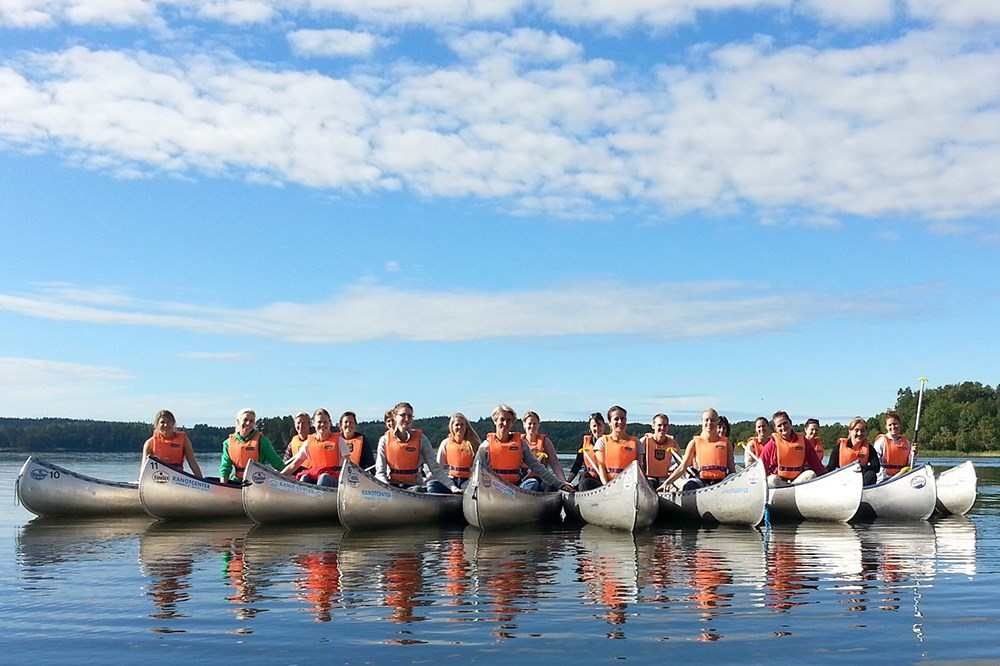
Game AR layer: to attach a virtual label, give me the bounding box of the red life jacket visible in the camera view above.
[386,429,423,483]
[227,432,262,480]
[694,436,728,480]
[487,432,524,483]
[151,431,186,466]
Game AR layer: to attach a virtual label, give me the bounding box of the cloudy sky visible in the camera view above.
[1,0,998,429]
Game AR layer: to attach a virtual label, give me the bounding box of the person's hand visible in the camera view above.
[451,486,464,494]
[560,482,576,493]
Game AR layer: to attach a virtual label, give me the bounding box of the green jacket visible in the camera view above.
[219,430,284,480]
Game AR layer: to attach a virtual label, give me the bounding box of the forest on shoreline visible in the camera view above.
[2,381,998,456]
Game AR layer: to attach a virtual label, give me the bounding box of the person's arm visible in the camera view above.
[803,440,825,476]
[220,438,233,481]
[421,435,460,492]
[521,446,572,491]
[759,440,778,475]
[183,435,203,478]
[726,439,736,475]
[594,437,608,481]
[141,437,154,476]
[542,438,567,482]
[259,436,284,470]
[659,442,695,490]
[826,445,840,472]
[567,451,584,481]
[436,440,448,467]
[374,435,389,482]
[280,447,308,475]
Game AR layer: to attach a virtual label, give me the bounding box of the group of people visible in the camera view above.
[140,403,917,494]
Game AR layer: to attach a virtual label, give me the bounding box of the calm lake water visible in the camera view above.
[4,452,1000,664]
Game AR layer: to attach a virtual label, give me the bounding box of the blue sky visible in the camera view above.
[1,0,998,429]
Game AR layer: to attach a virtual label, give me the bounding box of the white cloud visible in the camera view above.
[0,280,893,345]
[288,29,389,57]
[796,0,895,27]
[0,356,132,383]
[448,28,584,62]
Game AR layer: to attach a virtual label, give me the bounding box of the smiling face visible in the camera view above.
[589,417,605,440]
[885,416,901,438]
[608,409,628,436]
[450,416,467,439]
[313,412,332,439]
[804,422,819,439]
[394,407,414,435]
[294,414,311,438]
[772,415,793,439]
[850,422,868,445]
[493,410,514,438]
[523,414,540,439]
[156,414,175,436]
[340,413,357,439]
[755,418,771,440]
[652,415,669,440]
[237,410,256,438]
[701,410,718,434]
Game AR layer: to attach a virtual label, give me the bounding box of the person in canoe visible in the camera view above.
[717,415,731,441]
[142,409,203,477]
[759,411,827,487]
[658,407,735,491]
[743,416,770,464]
[339,410,375,471]
[827,416,880,486]
[430,412,481,493]
[478,403,575,492]
[520,410,567,491]
[641,413,678,489]
[567,412,606,490]
[220,408,284,483]
[281,409,349,487]
[593,405,644,485]
[283,411,312,462]
[873,410,912,483]
[803,418,824,464]
[375,401,462,494]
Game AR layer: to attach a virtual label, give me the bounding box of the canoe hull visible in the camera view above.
[856,463,937,521]
[463,459,563,530]
[563,461,658,531]
[139,456,246,520]
[768,462,863,522]
[16,456,144,517]
[337,461,463,530]
[242,459,339,524]
[656,460,767,526]
[934,461,977,516]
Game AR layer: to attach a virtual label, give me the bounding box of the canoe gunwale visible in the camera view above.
[463,458,563,530]
[337,460,463,530]
[656,459,767,526]
[139,455,246,520]
[242,459,340,524]
[562,460,658,531]
[16,455,144,517]
[856,462,937,521]
[767,460,863,523]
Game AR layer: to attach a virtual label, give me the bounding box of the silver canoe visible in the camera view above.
[856,462,937,521]
[656,459,767,526]
[463,458,563,530]
[562,461,658,531]
[337,460,464,530]
[242,459,339,524]
[767,461,863,522]
[139,455,247,520]
[934,461,978,516]
[16,456,145,517]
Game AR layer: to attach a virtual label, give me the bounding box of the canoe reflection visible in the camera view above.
[576,525,639,636]
[16,516,154,568]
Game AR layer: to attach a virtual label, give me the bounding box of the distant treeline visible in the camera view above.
[2,381,997,455]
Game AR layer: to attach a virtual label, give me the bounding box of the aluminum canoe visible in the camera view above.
[337,460,464,530]
[241,459,340,524]
[656,459,767,526]
[767,461,863,522]
[139,455,247,520]
[934,461,977,516]
[562,461,658,531]
[16,456,145,517]
[855,463,937,521]
[463,458,563,530]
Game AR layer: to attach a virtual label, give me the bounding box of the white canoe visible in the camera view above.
[139,455,246,520]
[934,461,978,516]
[242,459,339,524]
[463,458,563,530]
[656,459,767,526]
[16,456,145,517]
[337,460,464,530]
[562,461,658,531]
[767,461,863,522]
[856,463,937,521]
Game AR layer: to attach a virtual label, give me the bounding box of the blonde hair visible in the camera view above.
[492,404,516,422]
[449,412,481,451]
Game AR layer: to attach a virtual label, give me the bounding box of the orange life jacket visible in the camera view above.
[774,431,808,479]
[644,434,677,478]
[745,436,764,458]
[151,431,186,466]
[487,432,524,483]
[579,435,600,478]
[227,432,262,480]
[602,434,639,480]
[304,434,345,478]
[445,436,475,479]
[343,435,365,465]
[288,434,308,460]
[522,434,549,479]
[875,434,911,476]
[385,429,423,483]
[836,437,869,467]
[694,435,729,480]
[806,436,823,459]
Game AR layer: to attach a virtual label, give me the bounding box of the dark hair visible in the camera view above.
[717,415,731,437]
